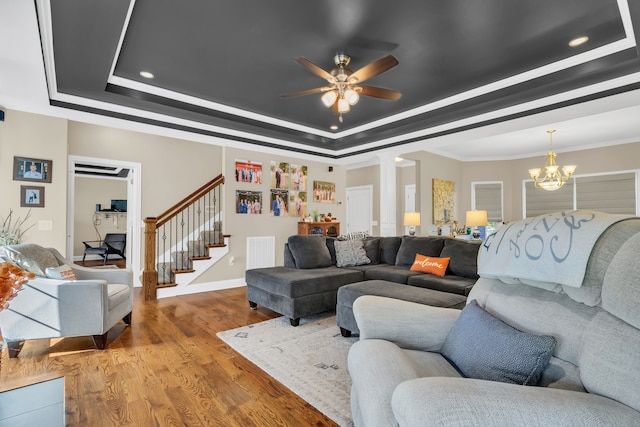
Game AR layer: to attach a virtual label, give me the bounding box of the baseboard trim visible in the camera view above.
[157,278,245,299]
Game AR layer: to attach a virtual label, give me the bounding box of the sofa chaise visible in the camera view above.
[245,234,481,327]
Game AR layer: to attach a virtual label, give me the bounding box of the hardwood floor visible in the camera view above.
[0,287,340,426]
[76,258,127,269]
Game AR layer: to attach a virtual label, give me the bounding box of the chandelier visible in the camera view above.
[528,130,577,191]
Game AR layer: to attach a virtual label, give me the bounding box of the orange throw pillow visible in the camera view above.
[410,254,450,277]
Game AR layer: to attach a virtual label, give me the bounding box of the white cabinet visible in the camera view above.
[0,374,64,426]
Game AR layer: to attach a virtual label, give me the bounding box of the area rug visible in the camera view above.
[216,313,357,427]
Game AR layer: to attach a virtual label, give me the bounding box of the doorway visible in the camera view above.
[67,156,142,286]
[346,185,373,234]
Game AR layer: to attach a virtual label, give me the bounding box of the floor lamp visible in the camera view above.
[466,210,488,240]
[404,212,421,236]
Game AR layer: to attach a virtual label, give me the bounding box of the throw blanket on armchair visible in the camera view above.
[478,210,633,288]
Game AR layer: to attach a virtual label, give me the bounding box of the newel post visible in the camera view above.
[142,217,158,301]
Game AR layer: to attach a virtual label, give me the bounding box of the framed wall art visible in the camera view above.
[270,189,289,216]
[313,180,335,204]
[290,164,307,191]
[289,191,307,218]
[235,190,263,214]
[432,178,455,223]
[235,160,262,184]
[20,185,45,208]
[271,161,290,189]
[13,156,53,183]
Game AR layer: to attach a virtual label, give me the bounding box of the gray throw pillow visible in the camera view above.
[441,300,556,386]
[440,238,481,279]
[395,236,445,266]
[362,237,380,265]
[325,237,338,265]
[334,239,371,268]
[287,235,332,269]
[0,243,59,277]
[378,237,402,265]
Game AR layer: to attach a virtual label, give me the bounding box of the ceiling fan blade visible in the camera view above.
[279,87,330,98]
[359,85,402,101]
[349,55,399,83]
[294,57,335,82]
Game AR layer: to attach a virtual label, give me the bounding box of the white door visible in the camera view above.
[346,185,373,234]
[404,184,416,235]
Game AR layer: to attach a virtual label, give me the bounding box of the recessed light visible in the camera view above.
[139,71,155,79]
[330,125,338,130]
[568,36,589,47]
[395,157,404,163]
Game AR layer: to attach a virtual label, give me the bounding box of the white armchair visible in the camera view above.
[0,245,133,358]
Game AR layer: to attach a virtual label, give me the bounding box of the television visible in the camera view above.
[111,199,127,212]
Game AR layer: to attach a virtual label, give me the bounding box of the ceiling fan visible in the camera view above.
[280,53,402,122]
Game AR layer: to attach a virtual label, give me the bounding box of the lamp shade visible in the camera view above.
[404,212,421,226]
[466,210,488,227]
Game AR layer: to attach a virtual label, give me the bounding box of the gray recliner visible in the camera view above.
[348,215,640,426]
[0,245,133,357]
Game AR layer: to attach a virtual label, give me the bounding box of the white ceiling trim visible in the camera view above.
[331,72,640,157]
[98,0,636,140]
[32,0,640,163]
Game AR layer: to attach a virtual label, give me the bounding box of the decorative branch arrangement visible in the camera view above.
[0,209,34,246]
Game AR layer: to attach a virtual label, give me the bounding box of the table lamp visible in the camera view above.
[466,210,488,239]
[404,212,421,236]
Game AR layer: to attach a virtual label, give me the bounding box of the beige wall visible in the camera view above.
[0,110,68,251]
[74,177,127,255]
[411,152,464,227]
[349,141,640,234]
[462,141,640,221]
[5,108,639,284]
[66,122,344,283]
[202,146,346,282]
[67,122,223,216]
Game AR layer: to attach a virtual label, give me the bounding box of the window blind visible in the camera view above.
[576,173,636,215]
[524,171,637,218]
[474,183,503,222]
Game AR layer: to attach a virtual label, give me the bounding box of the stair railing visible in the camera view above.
[143,174,225,300]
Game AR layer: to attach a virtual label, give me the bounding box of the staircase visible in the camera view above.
[143,174,227,300]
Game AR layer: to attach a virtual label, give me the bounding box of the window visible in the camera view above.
[524,171,637,218]
[472,182,503,222]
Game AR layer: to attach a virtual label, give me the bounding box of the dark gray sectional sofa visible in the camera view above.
[245,234,481,327]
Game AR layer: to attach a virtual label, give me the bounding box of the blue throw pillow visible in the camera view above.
[440,300,556,386]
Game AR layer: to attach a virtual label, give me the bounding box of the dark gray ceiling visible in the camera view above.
[42,0,640,158]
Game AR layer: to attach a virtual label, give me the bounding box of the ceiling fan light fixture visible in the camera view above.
[344,88,359,105]
[337,97,350,113]
[321,91,337,108]
[281,54,401,122]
